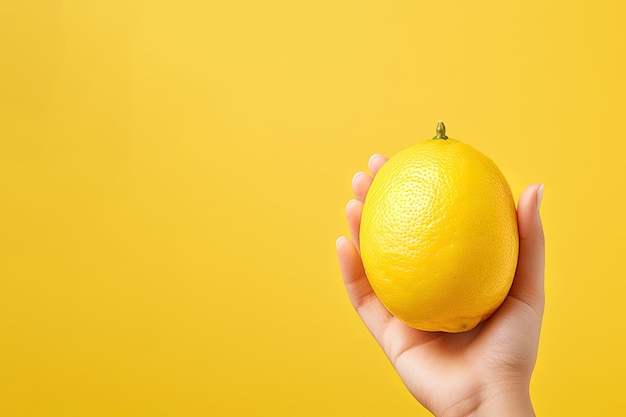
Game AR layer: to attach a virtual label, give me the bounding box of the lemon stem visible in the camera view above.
[433,121,448,140]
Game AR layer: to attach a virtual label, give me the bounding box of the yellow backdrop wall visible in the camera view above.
[1,1,625,416]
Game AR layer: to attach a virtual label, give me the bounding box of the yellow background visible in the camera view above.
[1,1,625,416]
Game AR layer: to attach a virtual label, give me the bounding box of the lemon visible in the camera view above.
[360,122,519,333]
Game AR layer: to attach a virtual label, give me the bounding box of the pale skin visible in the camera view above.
[337,154,545,417]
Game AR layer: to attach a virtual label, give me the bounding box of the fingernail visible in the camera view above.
[536,184,544,210]
[336,236,346,248]
[352,172,364,187]
[368,154,382,171]
[346,199,357,211]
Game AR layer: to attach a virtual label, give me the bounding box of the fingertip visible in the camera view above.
[346,198,363,221]
[351,172,364,188]
[518,184,545,237]
[511,184,546,314]
[336,235,362,282]
[368,154,382,170]
[346,199,363,249]
[537,183,544,210]
[337,236,357,262]
[352,173,372,202]
[518,183,543,212]
[368,154,388,176]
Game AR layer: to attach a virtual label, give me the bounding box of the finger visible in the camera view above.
[368,154,388,176]
[508,184,545,316]
[352,172,372,202]
[346,199,363,249]
[336,237,393,340]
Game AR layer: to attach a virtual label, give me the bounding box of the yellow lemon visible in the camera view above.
[360,122,519,333]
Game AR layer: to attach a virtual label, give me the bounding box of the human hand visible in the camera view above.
[337,154,545,417]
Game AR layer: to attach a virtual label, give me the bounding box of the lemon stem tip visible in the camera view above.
[433,121,448,140]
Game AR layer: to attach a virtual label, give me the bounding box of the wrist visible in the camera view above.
[472,384,535,417]
[437,383,535,417]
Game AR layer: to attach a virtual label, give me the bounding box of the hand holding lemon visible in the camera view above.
[337,123,544,417]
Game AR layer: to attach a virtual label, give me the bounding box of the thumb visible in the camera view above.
[508,184,545,317]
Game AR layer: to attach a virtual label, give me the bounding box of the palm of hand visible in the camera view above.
[337,155,544,417]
